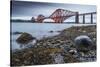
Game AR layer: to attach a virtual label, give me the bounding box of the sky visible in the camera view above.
[11,1,96,20]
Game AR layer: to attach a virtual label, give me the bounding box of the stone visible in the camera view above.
[16,32,36,44]
[51,53,64,64]
[49,30,54,33]
[74,35,93,51]
[69,49,77,55]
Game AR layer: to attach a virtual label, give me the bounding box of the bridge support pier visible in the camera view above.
[75,12,79,24]
[83,14,85,24]
[91,13,93,24]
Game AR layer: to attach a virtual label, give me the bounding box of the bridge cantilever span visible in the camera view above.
[49,9,79,23]
[36,14,45,23]
[35,9,96,24]
[36,9,79,23]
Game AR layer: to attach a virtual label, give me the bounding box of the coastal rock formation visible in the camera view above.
[11,25,96,66]
[16,32,36,47]
[74,35,93,51]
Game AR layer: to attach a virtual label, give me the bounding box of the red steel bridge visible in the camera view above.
[31,9,96,24]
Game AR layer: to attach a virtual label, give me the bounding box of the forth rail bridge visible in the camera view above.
[31,9,97,24]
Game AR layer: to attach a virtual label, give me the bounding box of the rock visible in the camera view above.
[49,30,54,33]
[63,54,79,63]
[88,32,96,35]
[52,53,64,64]
[77,51,96,62]
[29,39,37,46]
[56,30,61,32]
[93,38,96,41]
[16,32,36,44]
[74,35,93,51]
[82,30,86,33]
[69,49,77,55]
[15,59,20,62]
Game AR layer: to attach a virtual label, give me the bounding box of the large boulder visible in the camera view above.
[74,35,93,51]
[16,32,36,44]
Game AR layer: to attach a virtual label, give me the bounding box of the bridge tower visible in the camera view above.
[49,9,79,23]
[36,14,45,23]
[31,17,35,22]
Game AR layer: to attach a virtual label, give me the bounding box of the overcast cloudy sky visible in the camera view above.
[11,1,96,20]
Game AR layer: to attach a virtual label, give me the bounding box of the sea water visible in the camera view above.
[11,22,96,50]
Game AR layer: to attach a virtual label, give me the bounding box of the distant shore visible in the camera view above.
[11,21,96,24]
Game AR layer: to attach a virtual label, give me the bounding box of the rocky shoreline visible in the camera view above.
[11,25,96,66]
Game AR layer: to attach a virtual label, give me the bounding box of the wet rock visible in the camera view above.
[93,38,96,41]
[56,30,61,32]
[16,32,36,44]
[51,53,64,64]
[63,54,79,63]
[74,35,93,51]
[82,30,86,33]
[11,48,64,66]
[69,49,77,55]
[49,30,54,33]
[28,39,37,46]
[76,51,96,62]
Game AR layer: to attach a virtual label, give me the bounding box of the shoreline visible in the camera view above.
[11,25,96,66]
[11,21,96,24]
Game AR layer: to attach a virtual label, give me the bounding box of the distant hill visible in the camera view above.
[10,19,32,23]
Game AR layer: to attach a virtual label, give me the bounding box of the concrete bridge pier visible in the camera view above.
[75,12,79,24]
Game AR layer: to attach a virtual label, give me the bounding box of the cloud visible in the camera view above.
[11,1,96,19]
